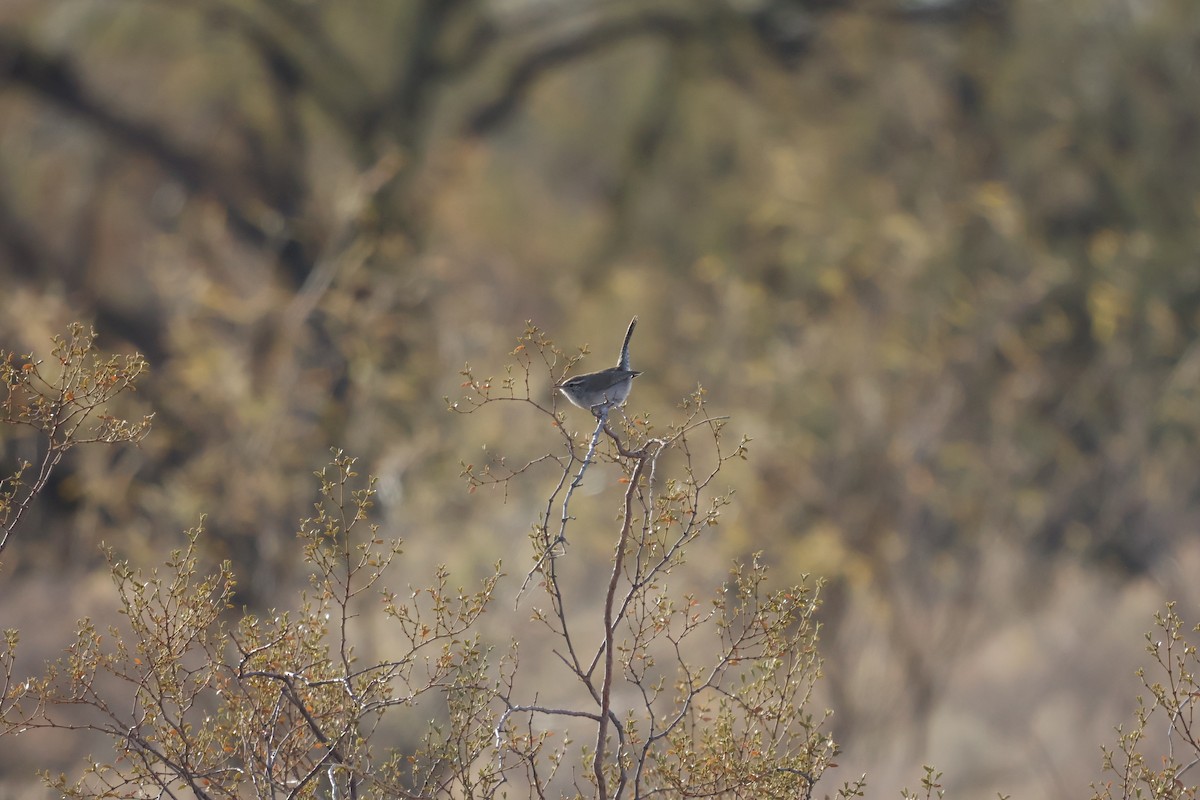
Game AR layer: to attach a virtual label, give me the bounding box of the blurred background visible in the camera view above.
[2,0,1199,796]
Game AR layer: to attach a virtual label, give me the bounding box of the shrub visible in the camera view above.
[1093,602,1200,800]
[1,323,845,799]
[1,323,151,557]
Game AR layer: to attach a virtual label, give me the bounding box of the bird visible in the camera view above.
[554,316,641,417]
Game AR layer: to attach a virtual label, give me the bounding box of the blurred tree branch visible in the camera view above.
[465,9,698,136]
[0,27,317,281]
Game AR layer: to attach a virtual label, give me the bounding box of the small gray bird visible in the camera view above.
[555,317,641,417]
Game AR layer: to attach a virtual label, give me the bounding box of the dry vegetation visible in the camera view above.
[2,0,1200,796]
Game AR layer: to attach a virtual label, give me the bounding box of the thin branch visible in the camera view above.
[594,443,647,800]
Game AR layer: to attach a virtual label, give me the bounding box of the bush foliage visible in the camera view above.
[2,0,1200,794]
[2,325,1199,799]
[2,327,847,799]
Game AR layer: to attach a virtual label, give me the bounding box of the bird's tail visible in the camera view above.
[617,316,638,370]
